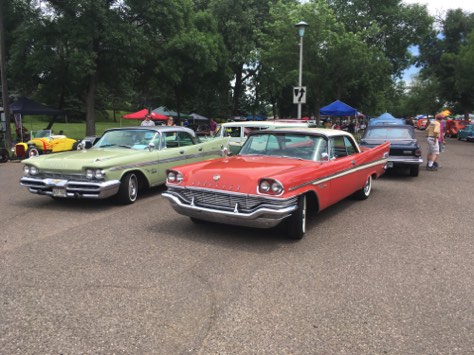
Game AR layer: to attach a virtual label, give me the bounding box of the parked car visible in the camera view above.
[213,121,316,155]
[15,129,78,159]
[416,118,429,130]
[446,119,470,138]
[20,126,229,204]
[457,124,474,142]
[359,124,422,177]
[163,128,390,240]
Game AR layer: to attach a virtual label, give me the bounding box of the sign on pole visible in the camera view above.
[293,86,306,104]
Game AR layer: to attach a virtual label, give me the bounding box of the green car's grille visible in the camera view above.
[37,172,88,181]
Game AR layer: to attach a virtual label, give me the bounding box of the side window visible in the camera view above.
[225,127,241,137]
[343,136,357,156]
[164,132,178,148]
[330,136,347,158]
[177,132,195,146]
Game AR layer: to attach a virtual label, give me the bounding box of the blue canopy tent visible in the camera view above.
[320,100,357,116]
[246,115,267,121]
[368,112,404,126]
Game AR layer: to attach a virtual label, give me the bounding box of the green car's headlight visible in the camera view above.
[86,168,105,180]
[23,165,39,176]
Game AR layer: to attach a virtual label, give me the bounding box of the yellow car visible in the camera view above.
[15,129,78,159]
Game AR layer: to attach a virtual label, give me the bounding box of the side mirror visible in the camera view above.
[320,152,330,161]
[147,142,155,152]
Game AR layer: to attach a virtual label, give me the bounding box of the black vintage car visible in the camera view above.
[359,124,423,177]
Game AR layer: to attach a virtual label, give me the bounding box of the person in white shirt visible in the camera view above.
[141,114,155,126]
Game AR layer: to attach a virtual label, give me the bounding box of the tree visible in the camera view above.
[418,9,474,117]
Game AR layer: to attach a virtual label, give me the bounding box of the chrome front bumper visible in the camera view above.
[20,176,121,199]
[162,191,298,229]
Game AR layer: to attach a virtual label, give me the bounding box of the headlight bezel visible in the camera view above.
[23,165,39,176]
[85,168,106,180]
[167,170,184,184]
[258,178,284,196]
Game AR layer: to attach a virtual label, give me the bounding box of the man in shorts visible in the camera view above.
[425,114,442,171]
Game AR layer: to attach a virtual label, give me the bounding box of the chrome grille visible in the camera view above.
[169,187,297,212]
[37,172,88,181]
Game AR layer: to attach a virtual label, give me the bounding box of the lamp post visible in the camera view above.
[295,21,308,119]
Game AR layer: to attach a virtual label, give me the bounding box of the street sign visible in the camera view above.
[293,86,306,104]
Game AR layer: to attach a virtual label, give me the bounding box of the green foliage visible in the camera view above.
[4,0,470,131]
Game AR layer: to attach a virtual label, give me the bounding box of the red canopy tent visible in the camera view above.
[122,109,168,121]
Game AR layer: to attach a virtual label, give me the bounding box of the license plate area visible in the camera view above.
[52,188,67,197]
[387,162,394,168]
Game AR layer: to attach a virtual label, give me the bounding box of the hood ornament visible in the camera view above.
[213,175,221,181]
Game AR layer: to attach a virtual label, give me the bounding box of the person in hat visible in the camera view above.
[141,113,155,126]
[425,114,442,171]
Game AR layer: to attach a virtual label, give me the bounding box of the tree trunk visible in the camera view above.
[232,65,244,116]
[85,72,98,136]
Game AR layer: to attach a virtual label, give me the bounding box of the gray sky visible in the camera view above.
[403,0,474,15]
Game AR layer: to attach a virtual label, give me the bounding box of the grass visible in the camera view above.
[11,114,142,140]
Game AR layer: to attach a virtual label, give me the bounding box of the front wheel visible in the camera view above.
[353,175,372,200]
[287,195,306,240]
[116,172,138,204]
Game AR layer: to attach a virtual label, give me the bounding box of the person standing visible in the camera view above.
[209,118,217,136]
[425,114,442,171]
[141,114,155,126]
[166,116,176,126]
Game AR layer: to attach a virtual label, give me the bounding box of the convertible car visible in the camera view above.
[359,124,423,177]
[163,128,390,240]
[20,126,229,204]
[15,129,78,159]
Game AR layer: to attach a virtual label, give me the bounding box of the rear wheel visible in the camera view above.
[409,165,419,177]
[116,172,138,204]
[287,195,306,240]
[353,175,372,200]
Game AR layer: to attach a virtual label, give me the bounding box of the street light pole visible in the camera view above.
[295,21,308,119]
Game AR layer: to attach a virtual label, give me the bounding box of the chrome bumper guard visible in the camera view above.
[162,191,298,229]
[20,176,121,199]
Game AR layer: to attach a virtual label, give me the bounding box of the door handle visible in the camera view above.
[352,160,356,165]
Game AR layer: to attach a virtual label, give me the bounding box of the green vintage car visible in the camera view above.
[20,126,228,204]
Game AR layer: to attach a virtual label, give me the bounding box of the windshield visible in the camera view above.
[94,129,160,150]
[364,127,413,140]
[31,130,52,139]
[239,133,328,161]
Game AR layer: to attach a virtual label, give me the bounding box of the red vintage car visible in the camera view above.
[163,128,390,240]
[445,119,470,138]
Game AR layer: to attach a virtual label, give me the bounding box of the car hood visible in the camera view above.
[23,148,149,171]
[175,155,320,194]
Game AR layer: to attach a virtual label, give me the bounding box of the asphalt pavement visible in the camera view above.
[1,130,473,354]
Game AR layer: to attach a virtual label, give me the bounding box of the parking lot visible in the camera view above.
[1,131,473,354]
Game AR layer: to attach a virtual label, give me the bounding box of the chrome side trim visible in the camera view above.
[289,158,388,192]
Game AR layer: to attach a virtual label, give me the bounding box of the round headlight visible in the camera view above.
[271,181,283,194]
[23,165,30,175]
[168,172,176,182]
[176,173,183,183]
[259,180,271,193]
[30,166,39,175]
[86,169,94,179]
[95,169,105,179]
